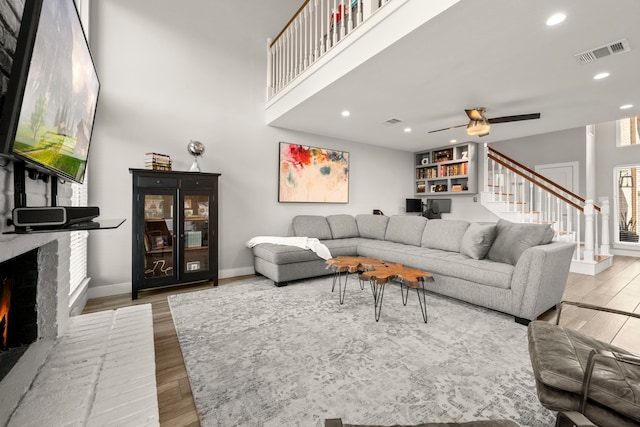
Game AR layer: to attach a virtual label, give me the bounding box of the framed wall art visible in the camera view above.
[278,142,349,203]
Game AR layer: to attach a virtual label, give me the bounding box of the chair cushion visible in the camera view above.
[292,215,333,239]
[487,219,554,265]
[528,321,640,423]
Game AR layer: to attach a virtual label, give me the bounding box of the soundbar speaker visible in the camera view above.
[13,206,100,227]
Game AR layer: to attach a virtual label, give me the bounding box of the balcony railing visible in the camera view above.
[266,0,392,99]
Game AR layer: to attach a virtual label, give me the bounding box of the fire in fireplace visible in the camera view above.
[0,249,38,382]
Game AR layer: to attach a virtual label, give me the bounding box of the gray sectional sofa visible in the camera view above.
[250,214,576,323]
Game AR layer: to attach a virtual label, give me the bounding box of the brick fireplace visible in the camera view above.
[0,226,72,425]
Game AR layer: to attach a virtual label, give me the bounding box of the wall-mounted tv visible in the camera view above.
[0,0,99,184]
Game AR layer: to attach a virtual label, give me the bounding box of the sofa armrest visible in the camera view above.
[510,241,575,321]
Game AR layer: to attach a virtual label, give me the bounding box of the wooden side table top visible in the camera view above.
[360,263,433,288]
[325,256,387,273]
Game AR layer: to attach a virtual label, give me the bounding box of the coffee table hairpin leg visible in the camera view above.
[372,280,386,322]
[401,279,428,323]
[331,268,350,305]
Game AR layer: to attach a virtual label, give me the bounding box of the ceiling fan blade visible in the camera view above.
[465,108,486,121]
[487,113,541,124]
[427,123,467,133]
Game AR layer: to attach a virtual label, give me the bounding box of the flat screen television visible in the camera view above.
[0,0,99,184]
[405,198,422,213]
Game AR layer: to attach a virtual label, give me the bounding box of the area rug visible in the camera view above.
[168,276,555,427]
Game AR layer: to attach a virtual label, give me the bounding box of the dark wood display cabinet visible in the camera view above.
[130,169,220,299]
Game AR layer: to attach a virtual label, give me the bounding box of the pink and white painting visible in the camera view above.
[278,142,349,203]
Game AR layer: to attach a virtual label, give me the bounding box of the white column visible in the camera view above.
[585,125,596,201]
[599,197,611,255]
[482,143,488,194]
[583,199,595,261]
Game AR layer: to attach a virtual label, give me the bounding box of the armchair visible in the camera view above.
[527,301,640,426]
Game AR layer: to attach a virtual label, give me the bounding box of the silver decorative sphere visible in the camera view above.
[188,140,205,156]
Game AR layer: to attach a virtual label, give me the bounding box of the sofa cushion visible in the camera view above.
[252,243,323,264]
[322,238,368,257]
[292,215,333,239]
[384,215,428,247]
[355,214,389,240]
[421,219,470,252]
[460,223,497,260]
[487,219,555,265]
[326,214,359,239]
[356,240,513,289]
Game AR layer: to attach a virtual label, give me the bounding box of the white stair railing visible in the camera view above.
[483,145,610,264]
[266,0,392,99]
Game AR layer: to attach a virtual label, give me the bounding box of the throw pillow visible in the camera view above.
[459,223,497,260]
[326,214,359,239]
[292,215,333,240]
[487,219,555,265]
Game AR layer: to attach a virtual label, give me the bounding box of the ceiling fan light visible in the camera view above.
[466,118,490,136]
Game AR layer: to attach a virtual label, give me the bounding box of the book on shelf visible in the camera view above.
[185,231,202,248]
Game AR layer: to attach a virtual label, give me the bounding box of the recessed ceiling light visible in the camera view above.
[546,13,566,26]
[593,72,610,80]
[449,139,457,144]
[341,110,350,117]
[404,127,412,133]
[620,104,634,110]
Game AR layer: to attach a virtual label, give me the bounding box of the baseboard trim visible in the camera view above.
[86,267,257,298]
[69,278,91,316]
[88,282,131,299]
[220,266,255,279]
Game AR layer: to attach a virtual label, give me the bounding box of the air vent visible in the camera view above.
[575,38,631,63]
[383,118,402,125]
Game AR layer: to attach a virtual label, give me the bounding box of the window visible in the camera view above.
[69,179,89,296]
[617,116,640,147]
[615,166,639,244]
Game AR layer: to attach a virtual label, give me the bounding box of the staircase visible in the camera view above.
[482,145,613,275]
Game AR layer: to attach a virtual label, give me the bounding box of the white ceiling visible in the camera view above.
[267,0,640,152]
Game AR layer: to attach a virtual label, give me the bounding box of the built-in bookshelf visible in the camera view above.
[414,142,477,196]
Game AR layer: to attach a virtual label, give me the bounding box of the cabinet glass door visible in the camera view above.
[143,194,175,280]
[182,194,210,274]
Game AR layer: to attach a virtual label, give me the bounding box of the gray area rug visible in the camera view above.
[168,276,555,427]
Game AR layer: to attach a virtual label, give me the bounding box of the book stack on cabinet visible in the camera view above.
[414,142,477,196]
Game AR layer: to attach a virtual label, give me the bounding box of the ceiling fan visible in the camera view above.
[428,108,541,137]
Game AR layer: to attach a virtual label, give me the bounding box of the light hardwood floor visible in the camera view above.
[82,257,640,427]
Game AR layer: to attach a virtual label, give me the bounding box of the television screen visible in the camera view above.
[0,0,99,184]
[405,198,422,213]
[426,198,451,213]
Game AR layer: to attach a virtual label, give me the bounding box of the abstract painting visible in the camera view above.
[278,142,349,203]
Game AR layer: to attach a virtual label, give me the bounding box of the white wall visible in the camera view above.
[488,127,587,197]
[87,0,415,292]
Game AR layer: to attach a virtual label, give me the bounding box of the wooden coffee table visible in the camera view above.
[325,256,386,304]
[359,263,433,323]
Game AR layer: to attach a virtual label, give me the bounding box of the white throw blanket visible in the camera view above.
[246,236,332,260]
